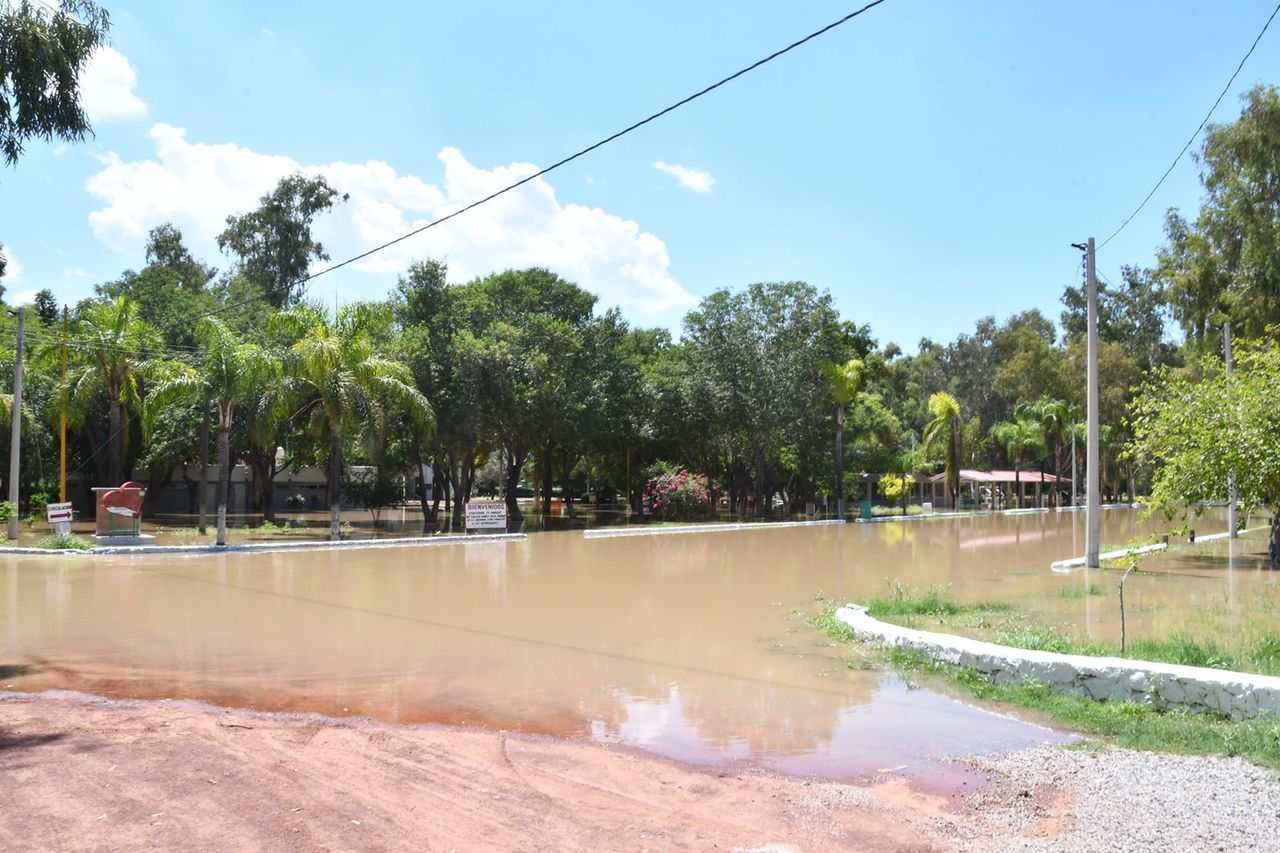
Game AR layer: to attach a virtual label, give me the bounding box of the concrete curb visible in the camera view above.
[3,532,527,557]
[835,604,1280,720]
[583,519,844,539]
[1048,525,1268,572]
[1050,543,1168,572]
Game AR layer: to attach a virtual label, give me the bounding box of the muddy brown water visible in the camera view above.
[2,507,1268,783]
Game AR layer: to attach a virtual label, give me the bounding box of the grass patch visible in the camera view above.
[882,644,1280,771]
[863,582,1013,620]
[1050,582,1107,599]
[871,504,923,517]
[36,533,91,551]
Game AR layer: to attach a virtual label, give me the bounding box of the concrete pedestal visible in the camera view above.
[91,534,156,547]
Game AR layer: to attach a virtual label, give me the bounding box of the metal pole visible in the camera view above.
[59,305,67,503]
[1225,320,1238,538]
[8,307,24,540]
[1086,238,1101,567]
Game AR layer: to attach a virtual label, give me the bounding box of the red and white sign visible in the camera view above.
[46,502,73,524]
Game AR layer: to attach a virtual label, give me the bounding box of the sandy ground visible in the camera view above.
[0,691,985,852]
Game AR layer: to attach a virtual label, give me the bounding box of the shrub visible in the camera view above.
[36,533,91,551]
[641,467,711,520]
[284,493,307,510]
[0,501,16,522]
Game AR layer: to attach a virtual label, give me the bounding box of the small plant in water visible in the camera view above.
[257,521,280,535]
[339,520,355,539]
[36,533,91,551]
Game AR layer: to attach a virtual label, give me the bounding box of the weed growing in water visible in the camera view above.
[1051,582,1107,599]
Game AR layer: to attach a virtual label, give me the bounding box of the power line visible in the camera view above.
[49,2,893,344]
[290,1,889,290]
[1097,2,1280,251]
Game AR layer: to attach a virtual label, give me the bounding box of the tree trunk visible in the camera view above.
[244,446,277,524]
[834,406,845,518]
[198,396,209,533]
[329,423,342,541]
[504,448,524,524]
[1270,506,1280,568]
[216,425,231,546]
[1014,465,1021,509]
[541,443,554,519]
[561,448,577,519]
[107,397,122,485]
[753,443,767,518]
[449,452,464,528]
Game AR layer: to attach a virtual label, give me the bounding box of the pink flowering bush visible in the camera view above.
[642,467,712,520]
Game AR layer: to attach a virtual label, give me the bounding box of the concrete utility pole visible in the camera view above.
[8,307,24,541]
[1225,320,1238,538]
[1085,238,1101,567]
[1070,424,1077,509]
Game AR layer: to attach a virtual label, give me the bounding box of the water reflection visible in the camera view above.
[0,508,1240,779]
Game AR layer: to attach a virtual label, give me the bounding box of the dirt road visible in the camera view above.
[1,691,971,852]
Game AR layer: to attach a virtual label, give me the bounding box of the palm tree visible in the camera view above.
[274,304,433,540]
[821,358,864,518]
[63,298,161,485]
[144,319,279,545]
[1015,397,1074,507]
[922,392,962,508]
[990,419,1046,509]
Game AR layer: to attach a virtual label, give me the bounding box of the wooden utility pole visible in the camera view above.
[8,307,24,540]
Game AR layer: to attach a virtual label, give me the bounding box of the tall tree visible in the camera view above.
[218,174,348,308]
[1154,86,1280,347]
[63,297,160,484]
[990,418,1045,509]
[274,304,432,540]
[821,358,864,517]
[0,0,110,166]
[144,319,278,545]
[922,392,962,508]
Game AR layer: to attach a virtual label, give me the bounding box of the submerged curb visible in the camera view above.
[835,604,1280,721]
[583,519,844,539]
[3,532,527,557]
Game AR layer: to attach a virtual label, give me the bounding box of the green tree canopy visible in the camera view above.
[0,0,109,166]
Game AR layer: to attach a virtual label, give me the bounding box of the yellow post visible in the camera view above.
[59,305,67,502]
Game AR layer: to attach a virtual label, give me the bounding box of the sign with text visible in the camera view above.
[46,502,73,524]
[465,501,508,530]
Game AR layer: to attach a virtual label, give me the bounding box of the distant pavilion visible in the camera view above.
[928,469,1071,509]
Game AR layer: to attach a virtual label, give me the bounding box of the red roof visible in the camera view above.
[929,469,1069,484]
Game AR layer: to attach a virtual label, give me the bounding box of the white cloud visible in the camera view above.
[9,289,38,307]
[79,46,147,123]
[85,124,696,318]
[65,267,90,278]
[653,161,715,194]
[261,28,274,38]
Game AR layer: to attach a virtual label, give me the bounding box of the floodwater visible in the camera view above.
[1,507,1266,781]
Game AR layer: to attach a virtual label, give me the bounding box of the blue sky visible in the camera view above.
[3,1,1280,351]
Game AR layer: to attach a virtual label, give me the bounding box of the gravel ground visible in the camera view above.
[942,744,1280,852]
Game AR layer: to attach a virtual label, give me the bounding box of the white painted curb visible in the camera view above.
[835,604,1280,720]
[3,532,527,557]
[583,519,844,539]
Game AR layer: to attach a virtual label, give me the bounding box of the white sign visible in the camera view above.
[46,502,73,524]
[465,500,507,529]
